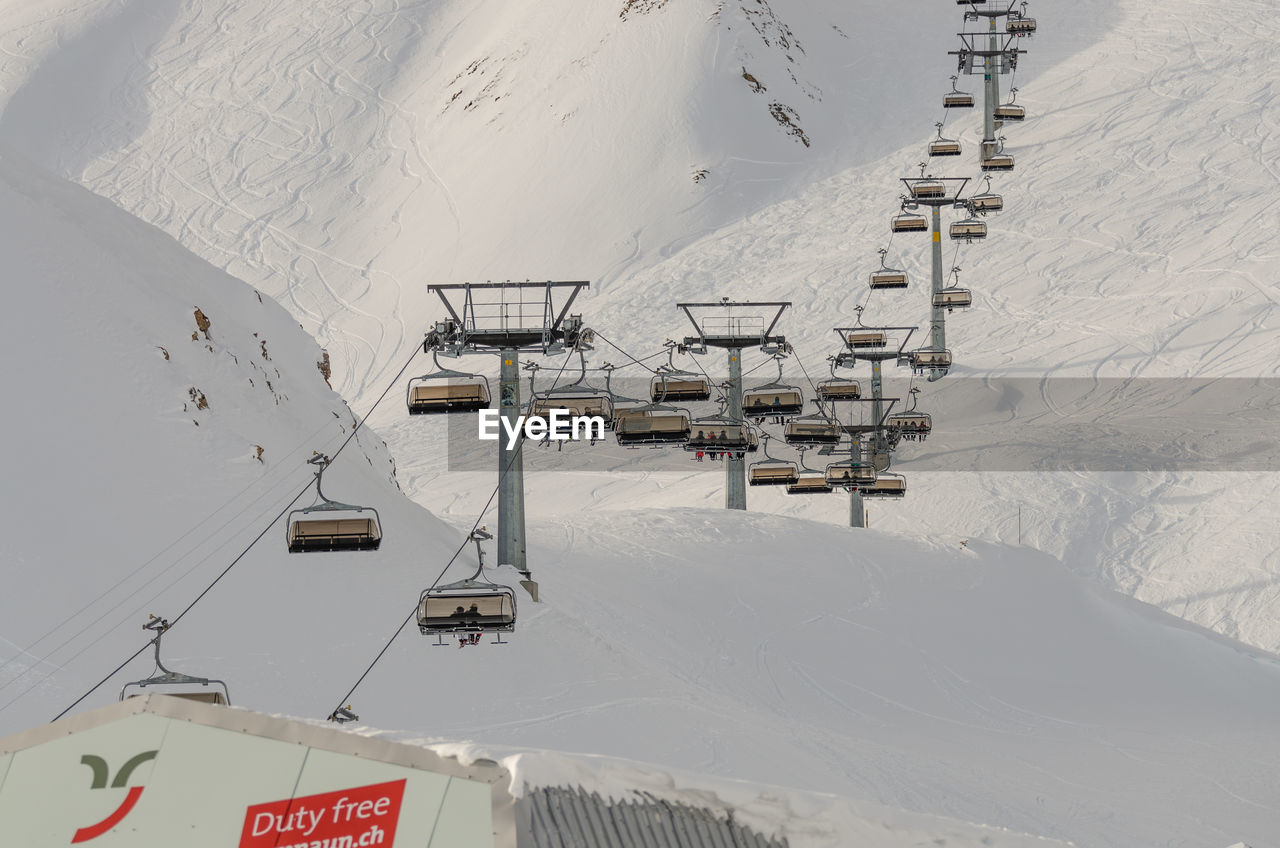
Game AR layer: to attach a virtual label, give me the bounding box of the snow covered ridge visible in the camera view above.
[0,145,461,737]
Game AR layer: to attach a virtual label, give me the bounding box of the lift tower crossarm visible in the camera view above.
[677,301,791,351]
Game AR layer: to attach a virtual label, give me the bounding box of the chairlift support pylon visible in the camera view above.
[677,299,792,510]
[426,280,591,586]
[120,615,230,705]
[286,454,382,553]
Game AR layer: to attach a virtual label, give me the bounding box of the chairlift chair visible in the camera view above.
[928,123,962,157]
[970,177,1004,213]
[825,461,877,488]
[528,351,615,424]
[911,179,947,200]
[869,248,909,290]
[887,388,933,442]
[786,472,833,495]
[407,352,490,414]
[943,76,975,109]
[817,378,861,401]
[120,616,230,706]
[949,217,987,242]
[891,210,929,233]
[743,356,805,419]
[749,459,800,486]
[286,455,382,553]
[686,415,753,454]
[994,87,1026,122]
[1007,16,1037,35]
[905,348,953,375]
[847,329,888,349]
[418,530,516,645]
[860,472,907,498]
[934,288,973,311]
[784,413,844,446]
[650,346,712,402]
[615,404,692,446]
[981,154,1015,172]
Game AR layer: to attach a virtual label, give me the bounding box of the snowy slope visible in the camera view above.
[4,0,1272,660]
[1,1,1280,846]
[0,144,463,735]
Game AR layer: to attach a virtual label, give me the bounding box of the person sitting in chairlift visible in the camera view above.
[467,603,480,617]
[451,605,468,617]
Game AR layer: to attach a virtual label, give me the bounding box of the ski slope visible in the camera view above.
[1,0,1270,654]
[2,0,1280,845]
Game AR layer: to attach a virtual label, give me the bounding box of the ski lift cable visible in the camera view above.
[48,342,426,723]
[0,416,338,689]
[322,342,581,721]
[592,331,667,377]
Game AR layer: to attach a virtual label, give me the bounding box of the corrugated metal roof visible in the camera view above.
[524,786,788,848]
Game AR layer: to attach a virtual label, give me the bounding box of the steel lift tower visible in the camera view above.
[426,281,590,592]
[950,18,1025,164]
[677,300,791,510]
[900,173,969,380]
[834,318,914,526]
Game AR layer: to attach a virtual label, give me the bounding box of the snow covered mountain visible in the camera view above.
[2,0,1279,845]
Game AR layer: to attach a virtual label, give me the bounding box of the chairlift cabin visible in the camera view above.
[970,192,1003,213]
[943,76,974,108]
[650,374,711,402]
[949,218,988,242]
[530,389,614,423]
[907,348,953,374]
[615,408,692,446]
[888,411,933,441]
[286,456,381,553]
[860,473,907,498]
[825,462,877,488]
[749,459,800,486]
[869,266,909,290]
[995,103,1026,122]
[418,582,516,641]
[287,503,382,553]
[784,416,844,446]
[817,378,861,401]
[929,138,962,157]
[786,472,833,495]
[911,180,946,200]
[891,211,928,233]
[847,330,888,349]
[743,386,805,418]
[120,617,230,706]
[687,417,753,453]
[928,121,961,158]
[933,288,973,311]
[981,154,1015,172]
[406,363,490,414]
[1007,16,1037,35]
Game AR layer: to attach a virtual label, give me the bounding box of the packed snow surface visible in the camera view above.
[2,0,1280,846]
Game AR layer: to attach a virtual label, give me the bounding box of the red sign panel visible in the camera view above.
[240,779,406,848]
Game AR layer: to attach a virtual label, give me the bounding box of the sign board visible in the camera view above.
[0,697,512,847]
